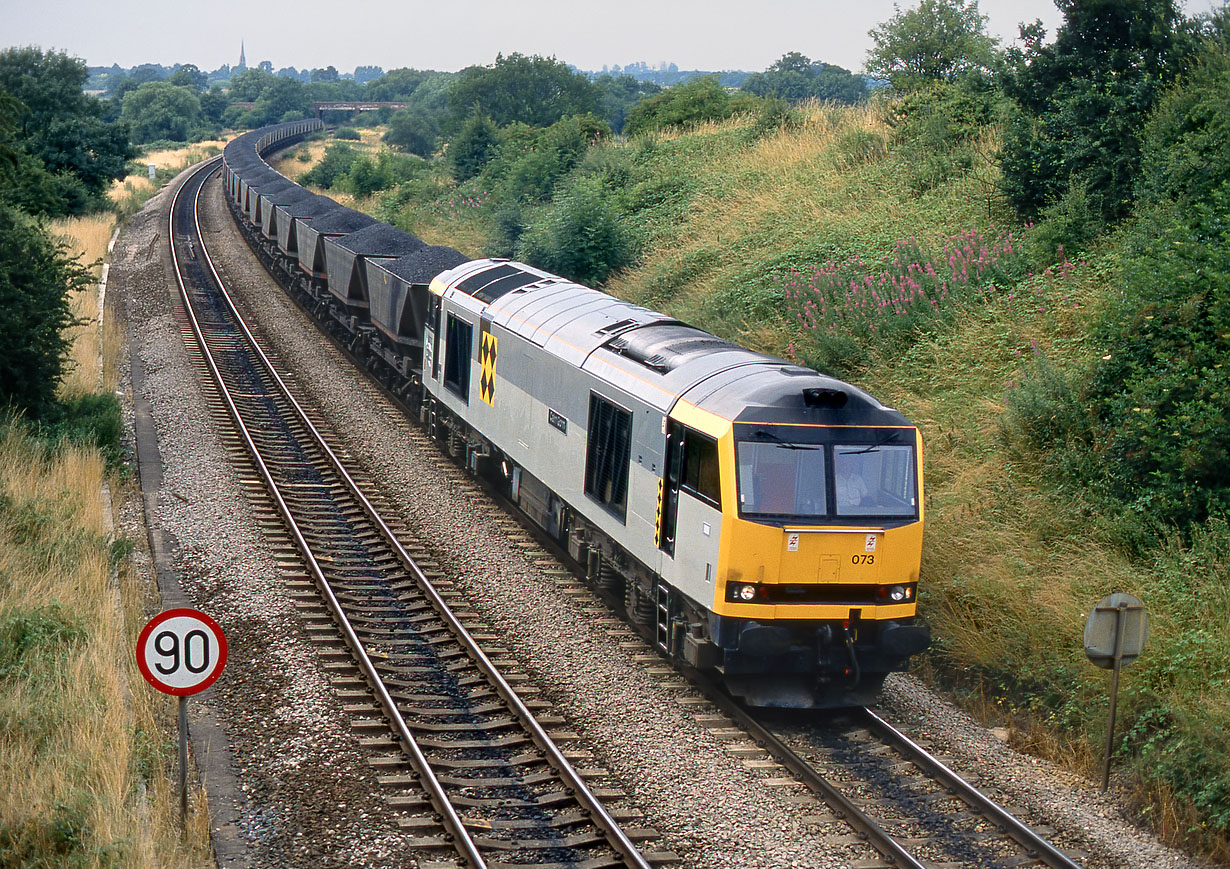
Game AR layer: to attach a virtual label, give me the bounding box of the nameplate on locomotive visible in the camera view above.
[548,409,567,434]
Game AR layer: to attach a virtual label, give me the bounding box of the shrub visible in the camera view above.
[332,126,361,140]
[834,128,889,169]
[885,79,1005,194]
[624,76,736,136]
[1083,186,1230,532]
[448,108,499,182]
[37,393,125,469]
[0,203,93,416]
[300,143,357,189]
[492,115,609,204]
[1138,46,1230,211]
[516,177,636,286]
[383,108,439,158]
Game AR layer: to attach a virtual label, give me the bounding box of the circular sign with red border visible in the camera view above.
[137,608,227,696]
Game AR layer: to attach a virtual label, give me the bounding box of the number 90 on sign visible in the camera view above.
[137,608,227,696]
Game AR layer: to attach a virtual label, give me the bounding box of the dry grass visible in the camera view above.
[50,215,118,395]
[0,428,211,865]
[2,149,220,862]
[108,141,225,214]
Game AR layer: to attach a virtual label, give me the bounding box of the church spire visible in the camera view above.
[238,40,246,69]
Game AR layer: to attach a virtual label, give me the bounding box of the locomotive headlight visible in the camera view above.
[888,585,907,602]
[738,584,758,602]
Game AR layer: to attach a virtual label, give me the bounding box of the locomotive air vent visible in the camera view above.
[596,318,637,335]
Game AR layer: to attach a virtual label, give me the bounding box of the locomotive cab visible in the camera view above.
[667,375,931,708]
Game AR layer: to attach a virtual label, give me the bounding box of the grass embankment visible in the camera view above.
[1,149,216,865]
[109,141,226,217]
[364,102,1227,859]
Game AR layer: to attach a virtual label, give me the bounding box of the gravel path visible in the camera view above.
[109,164,1200,869]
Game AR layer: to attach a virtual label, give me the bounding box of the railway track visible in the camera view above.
[192,142,1090,868]
[169,157,670,869]
[694,683,1086,869]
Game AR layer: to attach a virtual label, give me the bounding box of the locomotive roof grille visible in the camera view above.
[607,323,740,374]
[471,270,541,303]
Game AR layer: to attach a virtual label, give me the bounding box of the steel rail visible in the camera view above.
[699,681,927,869]
[176,158,652,869]
[857,707,1084,869]
[170,158,486,867]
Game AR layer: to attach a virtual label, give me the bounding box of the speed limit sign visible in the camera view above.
[136,608,227,696]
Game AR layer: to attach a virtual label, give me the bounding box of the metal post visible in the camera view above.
[178,695,188,833]
[1101,604,1127,791]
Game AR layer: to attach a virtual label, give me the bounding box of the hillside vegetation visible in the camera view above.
[288,33,1230,859]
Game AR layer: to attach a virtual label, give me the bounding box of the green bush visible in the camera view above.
[834,128,889,169]
[1138,47,1230,211]
[332,126,361,140]
[516,177,636,286]
[0,604,85,680]
[885,79,1004,194]
[491,115,609,204]
[38,393,125,469]
[0,203,93,416]
[448,108,499,182]
[300,143,357,189]
[383,108,439,158]
[624,76,736,136]
[1085,188,1230,532]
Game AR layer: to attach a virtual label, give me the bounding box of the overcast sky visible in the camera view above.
[0,0,1221,75]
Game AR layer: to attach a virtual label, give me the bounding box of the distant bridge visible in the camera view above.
[312,102,408,118]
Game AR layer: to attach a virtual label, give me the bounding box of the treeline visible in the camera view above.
[78,50,870,148]
[0,47,133,420]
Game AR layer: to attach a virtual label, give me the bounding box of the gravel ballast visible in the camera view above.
[110,164,1199,868]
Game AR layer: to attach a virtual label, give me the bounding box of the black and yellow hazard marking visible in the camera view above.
[654,478,664,548]
[479,330,497,406]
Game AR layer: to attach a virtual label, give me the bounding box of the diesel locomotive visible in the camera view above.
[221,121,930,708]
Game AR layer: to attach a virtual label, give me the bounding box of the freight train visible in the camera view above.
[220,120,930,708]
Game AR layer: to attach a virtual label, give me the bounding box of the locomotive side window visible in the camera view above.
[681,430,721,507]
[833,444,916,517]
[584,394,632,522]
[443,313,472,402]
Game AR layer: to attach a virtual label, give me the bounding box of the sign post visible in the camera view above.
[137,608,228,831]
[1083,593,1148,791]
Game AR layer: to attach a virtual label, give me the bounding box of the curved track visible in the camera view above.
[170,157,664,869]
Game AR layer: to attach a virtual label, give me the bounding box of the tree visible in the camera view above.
[353,65,384,85]
[592,74,661,133]
[999,0,1193,220]
[199,86,229,125]
[624,75,736,135]
[106,63,165,106]
[310,65,339,83]
[121,81,201,143]
[383,108,439,157]
[447,54,600,129]
[168,63,207,93]
[865,0,1000,88]
[0,201,93,415]
[0,47,136,216]
[365,68,429,100]
[742,53,868,104]
[250,76,309,125]
[227,67,277,101]
[448,108,500,182]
